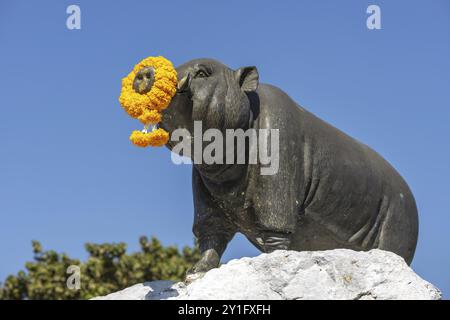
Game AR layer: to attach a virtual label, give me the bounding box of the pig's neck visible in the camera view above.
[195,106,256,204]
[196,162,250,206]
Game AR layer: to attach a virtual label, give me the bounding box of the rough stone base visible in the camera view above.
[92,249,441,300]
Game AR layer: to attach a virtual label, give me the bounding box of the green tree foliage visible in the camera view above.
[0,236,200,300]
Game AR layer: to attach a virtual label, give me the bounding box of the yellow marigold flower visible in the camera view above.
[138,109,162,125]
[147,128,169,147]
[119,56,177,117]
[129,130,151,148]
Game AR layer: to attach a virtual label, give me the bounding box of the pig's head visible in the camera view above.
[159,59,259,152]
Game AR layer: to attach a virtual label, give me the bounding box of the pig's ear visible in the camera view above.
[235,66,259,92]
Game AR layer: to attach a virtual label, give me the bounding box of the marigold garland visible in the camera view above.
[128,129,169,148]
[119,56,177,147]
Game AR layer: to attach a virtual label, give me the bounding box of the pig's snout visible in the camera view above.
[133,66,154,94]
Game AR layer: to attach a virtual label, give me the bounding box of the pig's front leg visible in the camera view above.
[185,231,235,283]
[187,167,237,282]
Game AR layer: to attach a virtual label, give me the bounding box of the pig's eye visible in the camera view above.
[195,70,208,78]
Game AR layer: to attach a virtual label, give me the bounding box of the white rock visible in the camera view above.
[92,249,441,300]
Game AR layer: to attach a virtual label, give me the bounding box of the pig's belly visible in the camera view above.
[289,216,362,251]
[233,209,356,252]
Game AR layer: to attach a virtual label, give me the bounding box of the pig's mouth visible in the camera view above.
[156,74,194,150]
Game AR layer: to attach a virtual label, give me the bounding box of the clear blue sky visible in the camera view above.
[1,1,449,298]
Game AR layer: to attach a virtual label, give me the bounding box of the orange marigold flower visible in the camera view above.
[129,130,151,148]
[148,128,169,147]
[138,109,162,125]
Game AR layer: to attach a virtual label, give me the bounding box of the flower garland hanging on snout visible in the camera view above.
[119,56,177,147]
